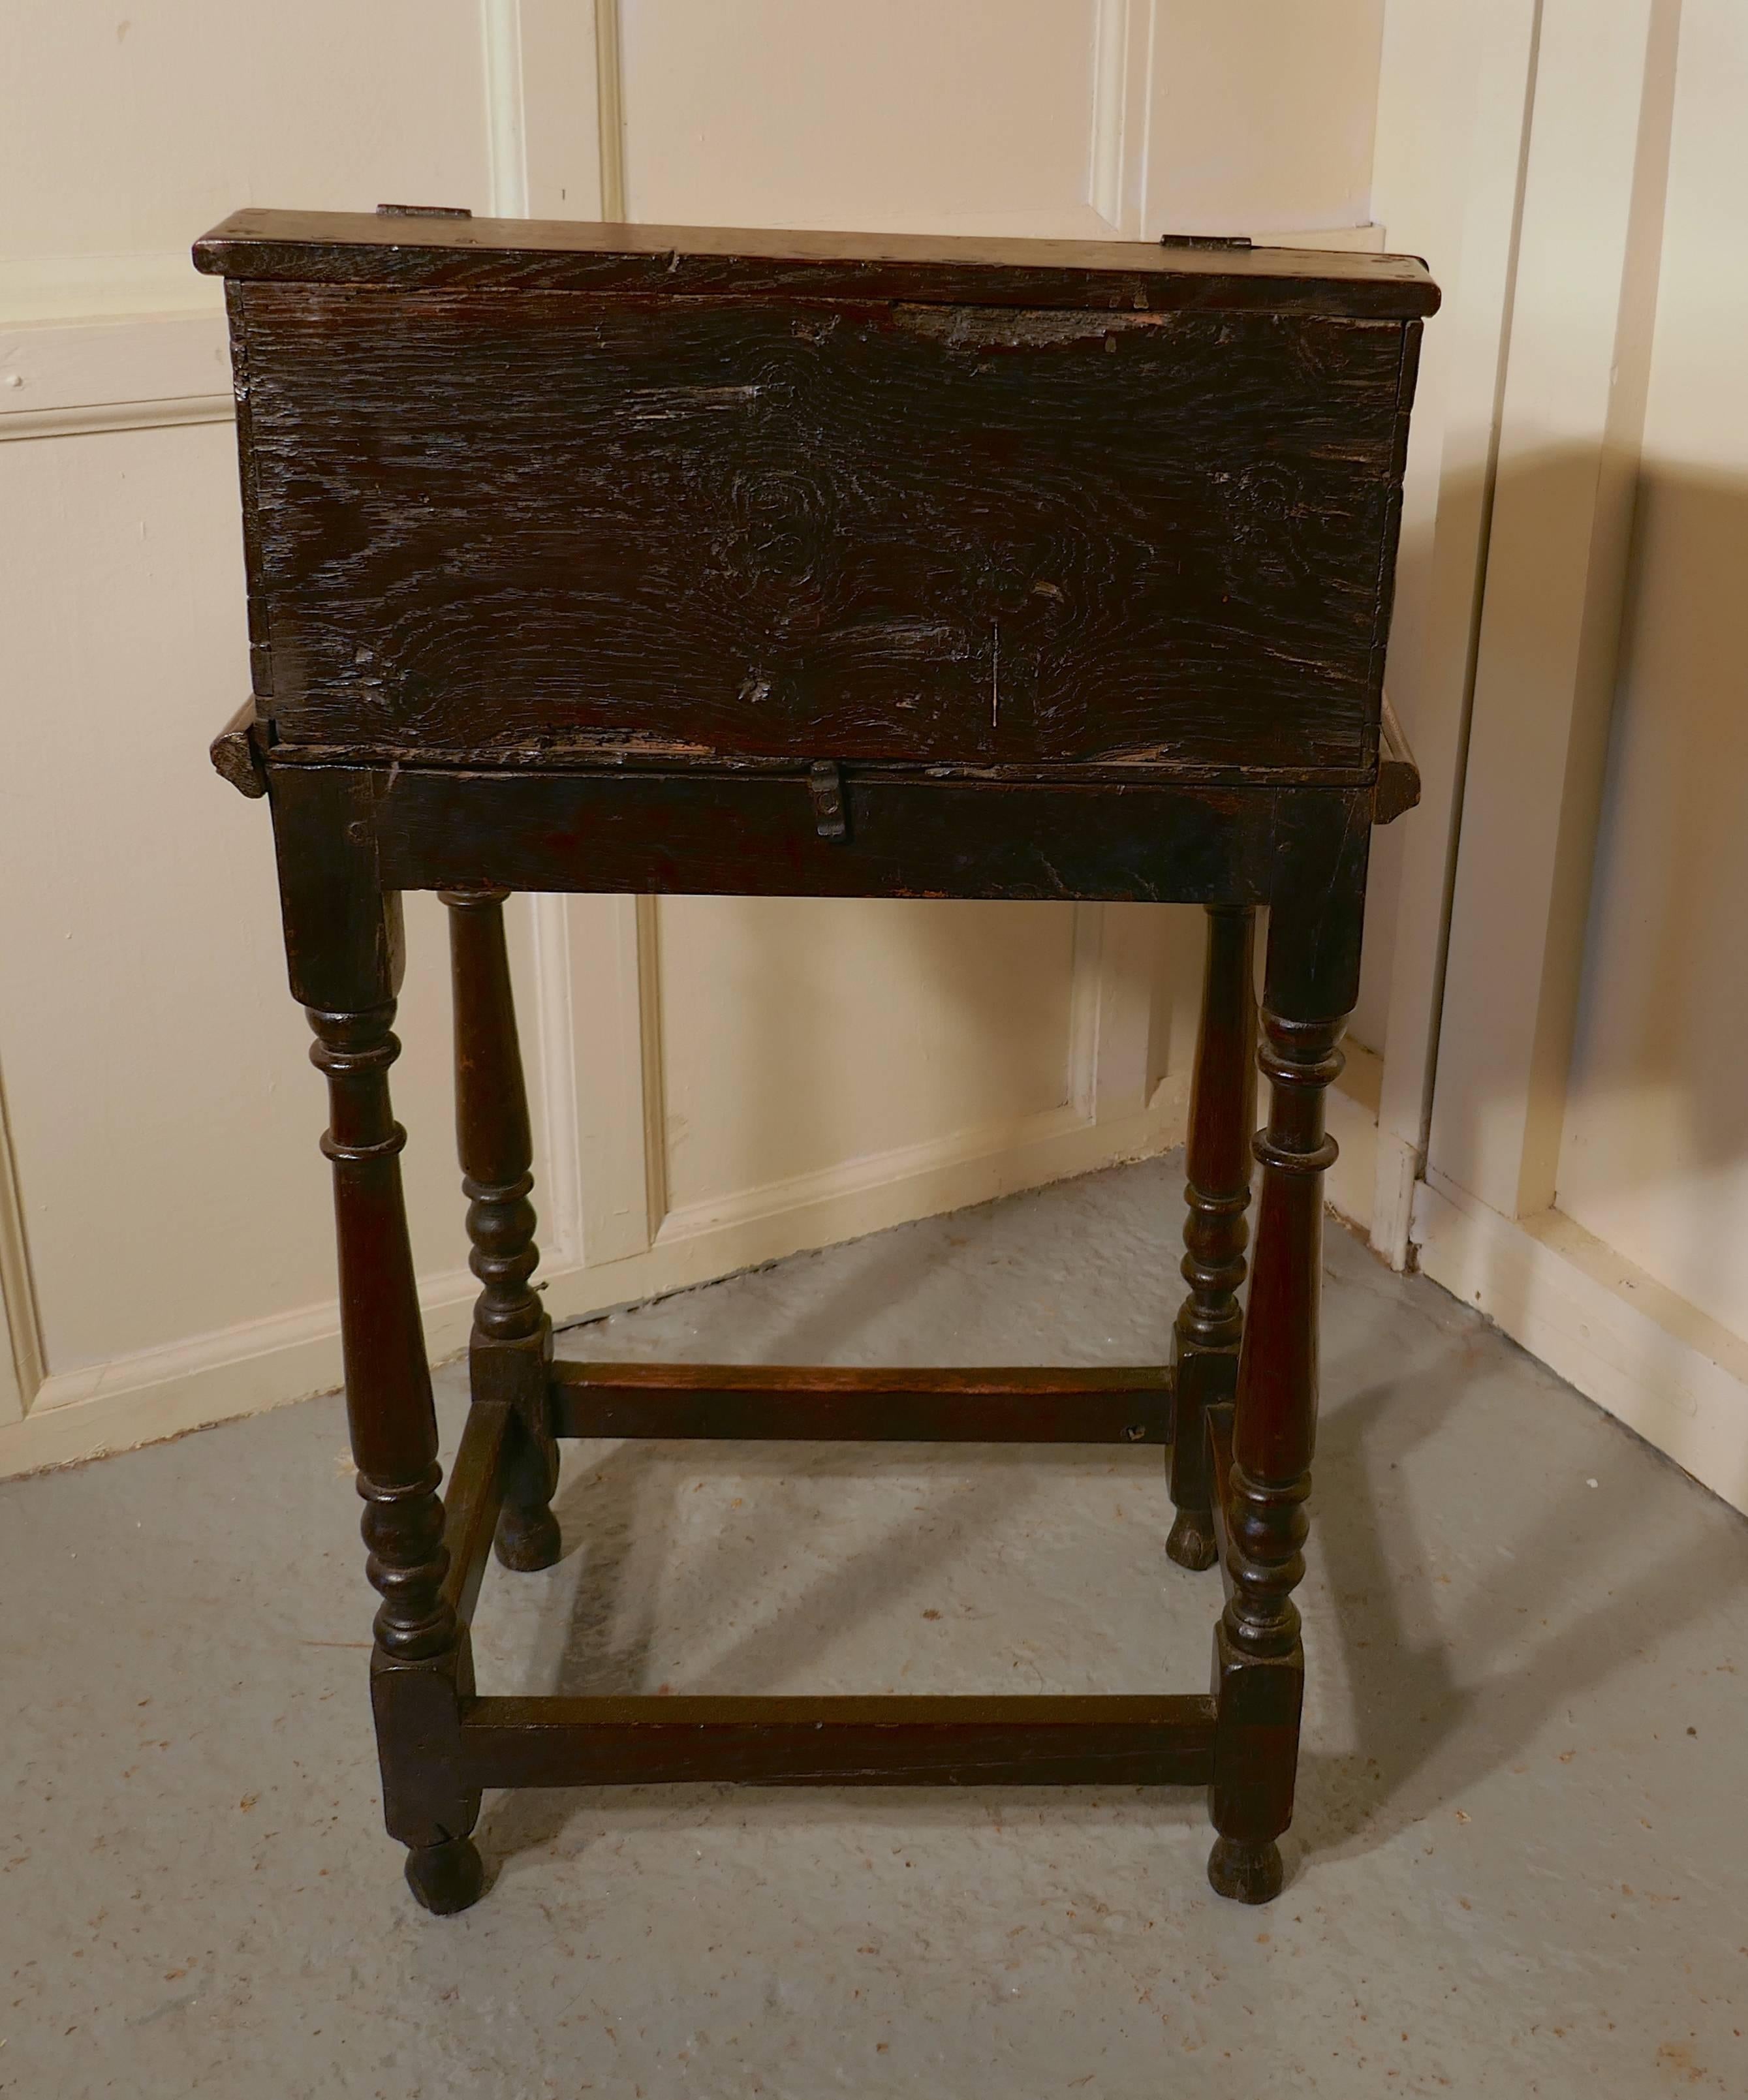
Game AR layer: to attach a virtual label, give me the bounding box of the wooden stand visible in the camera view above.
[251,759,1401,1916]
[199,207,1434,1913]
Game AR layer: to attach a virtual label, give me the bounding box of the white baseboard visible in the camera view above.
[5,1268,479,1479]
[0,1084,1189,1481]
[657,1102,1100,1244]
[1412,1171,1748,1517]
[1367,1126,1422,1274]
[42,1032,1732,1539]
[534,1075,1191,1329]
[1324,1042,1382,1238]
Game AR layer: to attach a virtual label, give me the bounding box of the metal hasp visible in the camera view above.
[808,760,848,841]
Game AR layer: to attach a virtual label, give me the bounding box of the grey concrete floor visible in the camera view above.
[3,1156,1746,2098]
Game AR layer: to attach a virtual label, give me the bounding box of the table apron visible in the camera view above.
[340,764,1358,905]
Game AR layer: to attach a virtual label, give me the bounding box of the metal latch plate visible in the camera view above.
[808,761,848,841]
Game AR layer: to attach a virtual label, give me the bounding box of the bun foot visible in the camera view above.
[1166,1509,1219,1572]
[494,1504,562,1573]
[404,1836,485,1915]
[1207,1834,1283,1905]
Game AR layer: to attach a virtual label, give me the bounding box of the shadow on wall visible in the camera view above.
[1424,451,1748,1348]
[1556,464,1748,1335]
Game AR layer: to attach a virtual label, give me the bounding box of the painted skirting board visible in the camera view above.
[0,1039,1410,1485]
[0,1081,1189,1481]
[1333,1068,1748,1523]
[1413,1172,1748,1517]
[1325,1042,1382,1240]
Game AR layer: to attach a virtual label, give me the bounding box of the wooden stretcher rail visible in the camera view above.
[458,1693,1219,1789]
[548,1361,1174,1444]
[1206,1402,1237,1605]
[439,1399,512,1623]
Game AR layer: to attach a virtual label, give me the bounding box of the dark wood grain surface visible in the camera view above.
[234,288,1415,771]
[548,1359,1174,1444]
[355,764,1292,904]
[195,208,1440,318]
[437,1398,510,1627]
[1166,904,1257,1571]
[458,1693,1219,1789]
[444,889,563,1574]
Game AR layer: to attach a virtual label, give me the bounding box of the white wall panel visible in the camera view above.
[1362,0,1544,1255]
[1397,0,1748,1514]
[1556,0,1748,1341]
[0,424,470,1374]
[657,899,1078,1212]
[617,0,1385,241]
[3,4,491,266]
[1144,1,1384,237]
[614,0,1159,1282]
[1426,0,1672,1224]
[0,0,1401,1471]
[619,0,1116,237]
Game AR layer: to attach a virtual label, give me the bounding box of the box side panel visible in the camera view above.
[240,289,1407,771]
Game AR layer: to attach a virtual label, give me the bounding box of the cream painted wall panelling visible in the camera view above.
[0,422,475,1376]
[1403,0,1748,1515]
[656,898,1080,1214]
[3,3,491,266]
[620,0,1118,236]
[1556,0,1748,1341]
[1427,0,1676,1225]
[1362,0,1546,1241]
[616,0,1385,239]
[1142,0,1384,237]
[0,0,1416,1478]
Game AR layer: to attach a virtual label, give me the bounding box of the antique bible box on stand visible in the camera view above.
[198,207,1436,1913]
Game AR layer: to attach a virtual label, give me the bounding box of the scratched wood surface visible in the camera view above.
[233,286,1418,772]
[353,764,1294,904]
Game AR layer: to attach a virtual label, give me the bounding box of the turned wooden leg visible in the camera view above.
[308,996,482,1914]
[443,888,561,1574]
[1206,803,1367,1904]
[275,771,482,1915]
[1168,906,1256,1573]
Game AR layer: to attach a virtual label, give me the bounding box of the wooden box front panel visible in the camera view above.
[235,286,1416,773]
